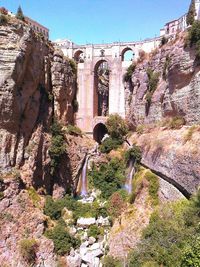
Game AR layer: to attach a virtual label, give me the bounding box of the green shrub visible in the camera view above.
[124,145,142,164]
[44,195,108,222]
[145,171,159,206]
[145,69,159,115]
[128,191,200,267]
[45,221,80,255]
[100,137,123,154]
[68,58,77,74]
[102,255,122,267]
[65,124,82,136]
[162,55,171,80]
[136,124,145,135]
[187,21,200,58]
[187,0,195,26]
[16,6,25,21]
[27,187,40,207]
[168,116,185,129]
[89,158,126,199]
[19,239,37,264]
[106,114,129,140]
[0,191,4,200]
[161,36,168,46]
[49,121,66,175]
[123,64,136,82]
[88,225,101,239]
[181,237,200,267]
[0,14,8,25]
[44,196,62,220]
[184,125,197,143]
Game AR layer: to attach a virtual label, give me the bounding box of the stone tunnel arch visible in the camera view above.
[93,123,108,144]
[93,60,110,117]
[74,50,84,63]
[121,47,134,61]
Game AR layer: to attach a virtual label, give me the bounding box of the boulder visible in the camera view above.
[77,218,96,227]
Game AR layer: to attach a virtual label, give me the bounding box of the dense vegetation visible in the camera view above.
[45,220,80,255]
[88,158,126,199]
[49,121,66,175]
[187,0,195,26]
[44,195,109,221]
[123,64,136,82]
[187,20,200,59]
[145,68,160,115]
[19,239,38,265]
[127,190,200,266]
[100,114,128,153]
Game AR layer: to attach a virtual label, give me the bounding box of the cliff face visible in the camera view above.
[125,34,200,126]
[129,126,200,195]
[0,20,77,194]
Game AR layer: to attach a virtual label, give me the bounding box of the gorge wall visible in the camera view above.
[125,33,200,126]
[125,33,200,195]
[0,18,85,196]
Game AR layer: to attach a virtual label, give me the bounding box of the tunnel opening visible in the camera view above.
[93,123,108,144]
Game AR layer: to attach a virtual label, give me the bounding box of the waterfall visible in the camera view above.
[124,160,135,194]
[80,155,90,197]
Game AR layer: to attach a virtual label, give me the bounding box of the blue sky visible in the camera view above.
[0,0,190,44]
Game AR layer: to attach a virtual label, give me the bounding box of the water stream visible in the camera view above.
[80,155,90,197]
[124,160,135,194]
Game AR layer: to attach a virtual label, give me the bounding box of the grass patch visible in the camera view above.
[27,187,40,207]
[64,124,82,136]
[19,239,38,265]
[183,125,197,143]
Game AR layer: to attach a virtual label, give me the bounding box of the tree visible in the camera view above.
[187,0,196,26]
[16,5,25,21]
[105,114,128,140]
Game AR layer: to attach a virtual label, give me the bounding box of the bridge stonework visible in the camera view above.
[54,38,161,134]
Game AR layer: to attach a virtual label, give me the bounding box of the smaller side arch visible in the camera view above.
[74,50,84,63]
[93,123,108,144]
[121,47,134,61]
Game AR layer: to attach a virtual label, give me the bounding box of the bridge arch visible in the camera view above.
[121,47,134,61]
[74,50,84,63]
[93,59,110,117]
[93,123,108,143]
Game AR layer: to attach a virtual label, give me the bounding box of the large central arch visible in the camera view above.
[93,60,110,117]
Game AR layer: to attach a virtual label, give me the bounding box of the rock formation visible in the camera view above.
[0,19,82,195]
[125,33,200,126]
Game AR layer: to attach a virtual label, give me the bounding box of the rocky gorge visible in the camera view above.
[0,10,200,267]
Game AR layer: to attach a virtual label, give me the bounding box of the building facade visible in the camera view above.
[25,16,49,39]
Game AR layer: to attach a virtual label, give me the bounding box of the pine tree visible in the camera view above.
[187,0,196,26]
[16,5,25,21]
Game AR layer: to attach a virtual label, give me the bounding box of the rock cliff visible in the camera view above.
[0,19,80,195]
[125,33,200,126]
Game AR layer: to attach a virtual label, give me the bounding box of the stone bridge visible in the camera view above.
[54,37,161,141]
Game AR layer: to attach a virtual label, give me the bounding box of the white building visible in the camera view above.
[160,0,200,36]
[25,16,49,40]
